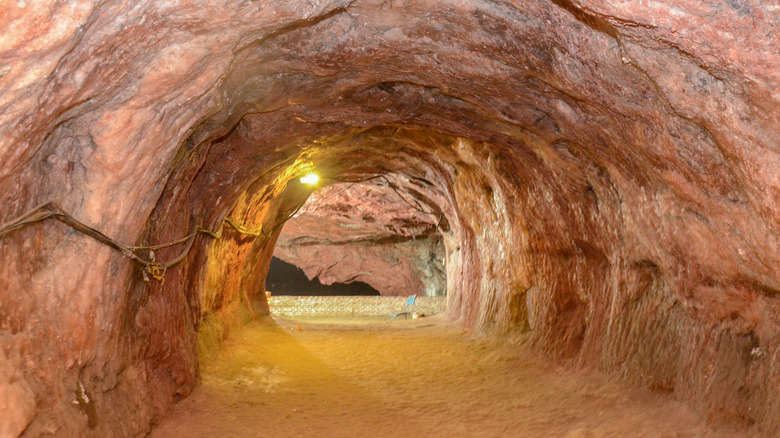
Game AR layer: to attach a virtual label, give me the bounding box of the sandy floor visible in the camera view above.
[149,315,750,438]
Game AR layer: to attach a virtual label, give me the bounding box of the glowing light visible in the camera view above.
[300,173,319,185]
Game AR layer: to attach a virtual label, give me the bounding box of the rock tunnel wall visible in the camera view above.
[273,181,447,297]
[1,0,778,436]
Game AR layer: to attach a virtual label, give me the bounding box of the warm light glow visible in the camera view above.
[300,173,319,185]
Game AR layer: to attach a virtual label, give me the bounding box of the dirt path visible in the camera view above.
[150,316,749,437]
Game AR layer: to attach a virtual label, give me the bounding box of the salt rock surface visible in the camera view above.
[273,181,447,297]
[0,0,778,436]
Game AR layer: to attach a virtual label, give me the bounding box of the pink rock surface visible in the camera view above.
[0,0,778,436]
[273,181,446,297]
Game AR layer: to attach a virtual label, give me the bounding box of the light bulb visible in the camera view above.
[300,173,319,185]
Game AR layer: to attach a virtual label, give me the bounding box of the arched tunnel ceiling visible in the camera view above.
[0,0,779,436]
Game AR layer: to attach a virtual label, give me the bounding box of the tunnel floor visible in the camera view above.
[149,317,742,437]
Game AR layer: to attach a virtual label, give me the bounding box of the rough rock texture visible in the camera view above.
[0,0,778,436]
[273,181,447,297]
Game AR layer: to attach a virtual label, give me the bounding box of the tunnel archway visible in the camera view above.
[1,1,778,436]
[265,257,382,296]
[270,177,448,299]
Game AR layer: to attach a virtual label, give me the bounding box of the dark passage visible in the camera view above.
[265,257,381,296]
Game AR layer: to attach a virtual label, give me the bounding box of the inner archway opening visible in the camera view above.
[269,178,447,298]
[262,174,449,318]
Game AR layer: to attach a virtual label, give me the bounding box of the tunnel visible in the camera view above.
[1,0,778,436]
[268,178,447,298]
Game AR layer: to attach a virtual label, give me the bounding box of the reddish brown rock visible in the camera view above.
[273,181,446,297]
[0,0,778,436]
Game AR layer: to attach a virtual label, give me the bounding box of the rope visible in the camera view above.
[0,201,284,284]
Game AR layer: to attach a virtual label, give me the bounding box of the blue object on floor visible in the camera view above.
[391,294,417,320]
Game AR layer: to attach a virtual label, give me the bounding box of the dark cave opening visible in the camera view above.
[265,256,381,296]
